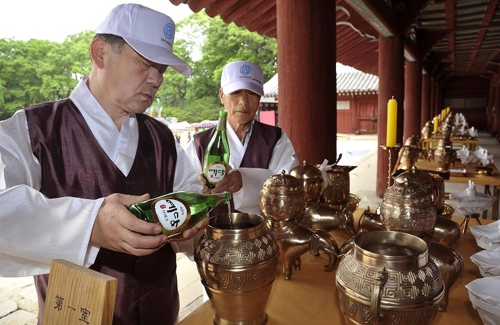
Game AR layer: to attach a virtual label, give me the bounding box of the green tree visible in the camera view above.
[165,11,277,122]
[0,32,92,119]
[0,11,277,123]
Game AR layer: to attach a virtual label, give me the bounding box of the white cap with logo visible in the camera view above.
[220,61,264,96]
[96,3,192,77]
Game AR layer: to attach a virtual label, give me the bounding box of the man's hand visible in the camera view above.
[90,193,169,256]
[167,216,209,242]
[212,169,242,194]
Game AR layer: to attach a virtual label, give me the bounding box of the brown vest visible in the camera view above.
[194,120,281,214]
[25,99,179,325]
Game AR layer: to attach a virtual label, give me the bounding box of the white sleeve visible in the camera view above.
[0,111,102,276]
[233,130,300,214]
[169,140,204,257]
[173,140,203,193]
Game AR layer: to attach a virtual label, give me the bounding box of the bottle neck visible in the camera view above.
[215,191,232,204]
[216,117,227,131]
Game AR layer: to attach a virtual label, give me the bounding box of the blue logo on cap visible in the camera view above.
[163,23,174,40]
[240,64,251,75]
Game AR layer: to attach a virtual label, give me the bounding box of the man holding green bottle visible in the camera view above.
[186,60,299,215]
[0,4,206,325]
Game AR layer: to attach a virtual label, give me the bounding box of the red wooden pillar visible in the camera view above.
[421,72,431,129]
[376,35,405,198]
[494,80,500,133]
[276,0,337,164]
[403,60,422,141]
[430,78,436,118]
[487,78,496,132]
[435,82,442,113]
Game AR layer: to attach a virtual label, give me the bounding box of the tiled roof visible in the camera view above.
[336,71,379,96]
[261,64,378,103]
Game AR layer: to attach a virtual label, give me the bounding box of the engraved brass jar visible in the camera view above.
[395,167,446,214]
[336,231,444,325]
[433,138,455,171]
[259,170,305,222]
[194,213,280,325]
[321,167,350,206]
[289,161,324,202]
[380,178,437,237]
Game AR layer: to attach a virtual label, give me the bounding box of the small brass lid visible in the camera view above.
[261,170,303,195]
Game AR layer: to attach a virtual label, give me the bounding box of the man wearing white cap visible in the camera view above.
[185,61,299,215]
[0,4,204,324]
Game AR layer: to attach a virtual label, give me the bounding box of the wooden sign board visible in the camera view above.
[42,259,117,325]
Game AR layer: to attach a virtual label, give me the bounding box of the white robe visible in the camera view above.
[0,77,202,276]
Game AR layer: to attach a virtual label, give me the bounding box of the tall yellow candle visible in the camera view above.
[386,97,397,147]
[433,116,439,133]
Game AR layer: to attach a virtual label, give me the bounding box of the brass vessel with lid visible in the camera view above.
[380,177,438,237]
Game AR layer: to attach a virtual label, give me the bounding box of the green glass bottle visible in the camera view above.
[203,110,230,188]
[128,191,232,238]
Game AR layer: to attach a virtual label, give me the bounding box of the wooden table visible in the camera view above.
[179,210,488,325]
[412,160,500,220]
[421,137,479,151]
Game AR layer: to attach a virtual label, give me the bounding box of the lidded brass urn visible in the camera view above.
[433,138,456,171]
[259,170,305,222]
[394,167,446,215]
[380,177,437,237]
[289,161,324,202]
[259,170,340,280]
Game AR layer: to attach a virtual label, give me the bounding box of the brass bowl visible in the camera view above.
[324,193,360,213]
[439,202,455,219]
[475,166,493,176]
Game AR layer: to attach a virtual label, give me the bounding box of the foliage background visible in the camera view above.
[0,11,277,122]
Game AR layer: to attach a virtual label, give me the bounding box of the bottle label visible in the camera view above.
[205,162,228,185]
[152,198,191,234]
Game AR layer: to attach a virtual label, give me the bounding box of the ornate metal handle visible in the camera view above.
[371,267,388,325]
[200,248,220,290]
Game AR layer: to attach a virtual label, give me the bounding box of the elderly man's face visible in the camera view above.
[96,41,167,116]
[219,89,261,127]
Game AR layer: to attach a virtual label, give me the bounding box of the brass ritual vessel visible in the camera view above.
[380,177,438,237]
[290,161,356,237]
[321,166,354,206]
[421,121,432,139]
[259,170,340,280]
[194,213,280,325]
[336,231,445,325]
[433,138,456,171]
[394,166,446,215]
[351,177,463,312]
[357,207,461,249]
[398,136,427,170]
